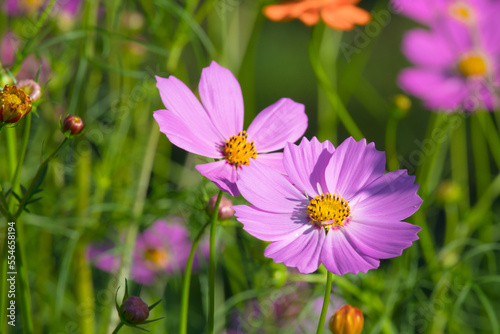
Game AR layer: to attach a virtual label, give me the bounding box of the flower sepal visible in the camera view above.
[115,279,164,332]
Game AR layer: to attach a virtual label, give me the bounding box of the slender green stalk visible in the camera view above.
[308,24,363,141]
[476,111,500,168]
[449,114,469,211]
[11,114,32,198]
[111,322,124,334]
[15,216,34,333]
[10,0,59,74]
[0,187,13,334]
[470,114,492,242]
[179,220,211,334]
[444,204,459,245]
[5,127,18,181]
[13,138,68,220]
[385,115,400,171]
[107,127,160,333]
[208,190,223,334]
[316,271,333,334]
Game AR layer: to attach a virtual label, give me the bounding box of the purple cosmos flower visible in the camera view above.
[153,61,308,196]
[86,218,193,285]
[228,283,340,333]
[1,32,51,84]
[3,0,43,16]
[233,137,422,275]
[392,0,497,27]
[394,0,500,111]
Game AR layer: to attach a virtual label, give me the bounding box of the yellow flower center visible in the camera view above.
[449,3,474,23]
[0,85,32,123]
[307,193,350,231]
[144,248,169,269]
[3,94,22,108]
[223,131,257,167]
[458,54,488,77]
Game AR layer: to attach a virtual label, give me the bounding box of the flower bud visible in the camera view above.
[121,296,150,324]
[329,305,364,334]
[0,85,32,123]
[17,80,41,102]
[436,180,462,205]
[62,115,84,136]
[392,94,411,119]
[208,195,235,220]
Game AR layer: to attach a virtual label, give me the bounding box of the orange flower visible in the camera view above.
[263,0,371,31]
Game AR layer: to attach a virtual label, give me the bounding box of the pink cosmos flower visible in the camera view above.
[86,218,193,285]
[233,137,422,275]
[153,61,308,197]
[394,0,500,111]
[1,32,51,84]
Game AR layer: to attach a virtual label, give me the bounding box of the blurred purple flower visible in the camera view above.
[1,32,51,83]
[228,282,341,333]
[3,0,44,16]
[394,0,500,111]
[153,61,308,197]
[87,218,193,285]
[234,137,422,275]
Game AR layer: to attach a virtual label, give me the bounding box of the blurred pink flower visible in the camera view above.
[87,218,194,285]
[394,0,500,111]
[1,32,51,83]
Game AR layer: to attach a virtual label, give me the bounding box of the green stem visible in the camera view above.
[316,271,333,334]
[10,0,59,74]
[308,24,363,141]
[0,187,13,333]
[208,190,223,334]
[11,114,32,198]
[179,220,212,334]
[107,127,160,332]
[15,217,34,333]
[443,204,459,245]
[470,114,492,242]
[5,127,18,181]
[13,138,68,220]
[449,114,469,211]
[476,111,500,169]
[111,322,124,334]
[385,115,400,171]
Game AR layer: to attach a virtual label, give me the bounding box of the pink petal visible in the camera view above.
[130,261,157,285]
[233,205,310,241]
[324,137,386,200]
[237,160,306,213]
[264,225,325,274]
[320,227,379,275]
[257,152,286,174]
[283,137,334,198]
[343,220,421,259]
[352,169,422,222]
[391,0,435,24]
[155,75,223,151]
[402,29,457,68]
[195,160,239,197]
[398,68,468,111]
[154,110,223,158]
[246,98,307,153]
[199,61,244,138]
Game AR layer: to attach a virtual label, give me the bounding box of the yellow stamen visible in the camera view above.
[458,54,488,77]
[223,131,257,167]
[449,3,474,23]
[144,248,169,269]
[307,193,350,231]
